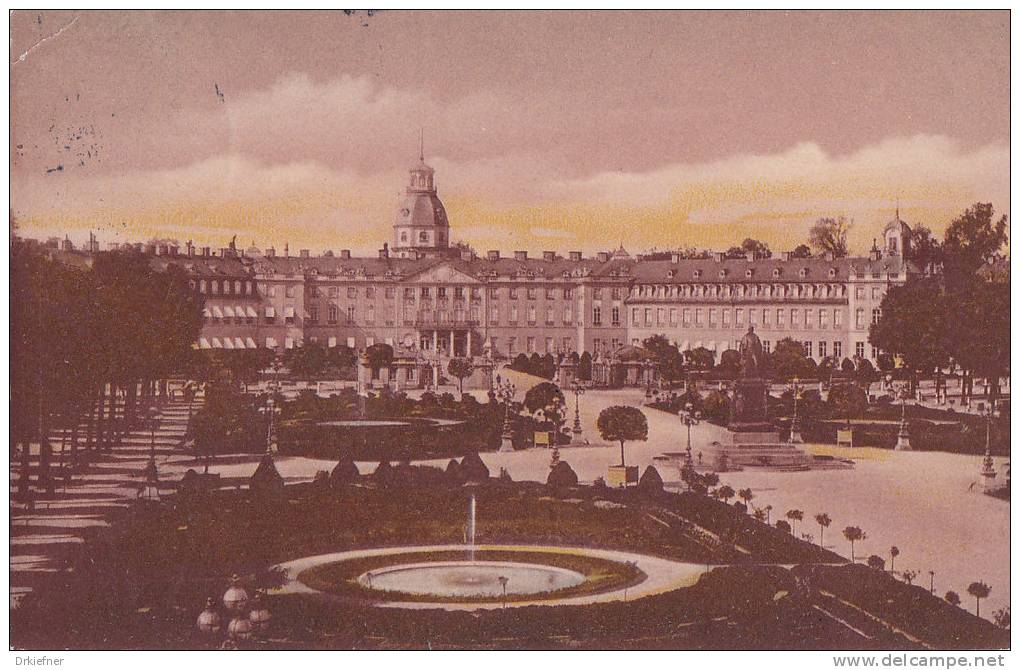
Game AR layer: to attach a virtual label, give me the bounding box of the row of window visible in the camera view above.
[194,279,255,296]
[628,306,846,330]
[633,282,847,300]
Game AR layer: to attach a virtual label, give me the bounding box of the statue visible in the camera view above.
[738,326,765,378]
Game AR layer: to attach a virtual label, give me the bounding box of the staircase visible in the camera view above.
[9,391,204,609]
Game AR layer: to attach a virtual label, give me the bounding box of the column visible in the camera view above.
[450,330,455,356]
[433,329,438,352]
[466,330,472,358]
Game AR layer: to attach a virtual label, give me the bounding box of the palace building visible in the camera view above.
[40,150,919,387]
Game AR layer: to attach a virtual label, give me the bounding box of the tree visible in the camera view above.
[889,546,900,573]
[327,345,357,372]
[947,280,1010,400]
[828,383,867,423]
[772,338,816,381]
[716,485,735,504]
[702,390,731,424]
[740,237,772,259]
[364,343,394,375]
[993,607,1010,630]
[547,460,578,489]
[577,351,593,381]
[901,569,918,586]
[597,406,648,468]
[909,225,943,276]
[843,526,866,562]
[737,488,754,511]
[685,347,715,371]
[524,382,567,430]
[967,581,991,617]
[642,335,684,385]
[809,216,852,258]
[775,519,792,533]
[637,466,664,496]
[786,509,804,535]
[789,244,813,259]
[815,513,832,547]
[717,349,741,378]
[869,278,951,377]
[867,555,886,571]
[284,342,329,377]
[447,357,475,397]
[942,203,1008,290]
[944,591,962,607]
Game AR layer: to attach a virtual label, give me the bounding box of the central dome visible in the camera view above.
[393,143,451,258]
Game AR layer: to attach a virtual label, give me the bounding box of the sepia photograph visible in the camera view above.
[7,8,1012,656]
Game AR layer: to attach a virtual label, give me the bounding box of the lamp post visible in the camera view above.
[929,570,936,595]
[980,400,997,492]
[789,377,804,444]
[494,374,516,453]
[678,403,701,490]
[498,575,509,609]
[894,380,911,451]
[644,359,655,399]
[569,379,585,435]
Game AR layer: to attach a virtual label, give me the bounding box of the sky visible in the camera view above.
[9,10,1010,255]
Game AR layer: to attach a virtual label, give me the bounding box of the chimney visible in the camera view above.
[746,251,755,262]
[713,251,724,262]
[61,237,74,252]
[266,246,276,258]
[284,243,290,258]
[135,243,145,253]
[596,251,609,262]
[870,238,881,261]
[340,249,351,259]
[156,244,167,256]
[323,249,334,257]
[543,251,556,261]
[220,247,230,257]
[824,251,834,262]
[186,241,195,257]
[300,249,310,259]
[379,244,391,259]
[144,243,157,255]
[780,251,791,261]
[514,250,528,261]
[569,251,582,262]
[460,250,473,261]
[487,250,500,261]
[671,253,681,264]
[201,246,211,257]
[169,245,179,257]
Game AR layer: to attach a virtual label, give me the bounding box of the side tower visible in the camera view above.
[883,208,911,258]
[393,138,451,259]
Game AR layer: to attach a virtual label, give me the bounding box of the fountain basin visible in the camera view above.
[358,560,585,598]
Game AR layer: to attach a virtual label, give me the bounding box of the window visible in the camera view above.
[510,305,519,322]
[420,287,431,298]
[682,309,691,326]
[833,341,842,358]
[285,285,295,298]
[644,308,652,326]
[385,287,395,298]
[695,308,703,326]
[820,310,829,329]
[872,287,882,300]
[612,288,621,300]
[327,304,338,324]
[346,306,355,324]
[819,341,827,358]
[871,345,879,359]
[563,288,572,299]
[670,308,678,325]
[527,306,536,323]
[749,308,758,325]
[344,287,355,299]
[611,306,619,325]
[508,337,517,355]
[328,286,339,297]
[872,308,881,325]
[546,307,554,325]
[804,341,813,357]
[366,305,375,324]
[708,309,717,327]
[592,306,602,326]
[593,338,602,353]
[791,309,799,326]
[527,288,536,300]
[490,307,499,325]
[438,287,447,299]
[509,288,518,299]
[856,342,866,358]
[308,306,319,323]
[562,337,572,352]
[776,309,785,327]
[657,308,665,325]
[762,309,770,326]
[419,231,429,243]
[855,287,865,299]
[546,288,555,299]
[763,340,772,354]
[563,306,572,324]
[834,310,842,327]
[527,337,536,353]
[592,288,602,299]
[735,308,744,325]
[545,337,554,353]
[454,287,464,299]
[489,287,499,298]
[805,309,813,329]
[856,308,865,329]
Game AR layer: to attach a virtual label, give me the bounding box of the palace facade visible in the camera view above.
[43,151,919,386]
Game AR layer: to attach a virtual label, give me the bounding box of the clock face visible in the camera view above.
[401,208,410,217]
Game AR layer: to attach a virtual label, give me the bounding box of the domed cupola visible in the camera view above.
[393,135,450,259]
[883,205,911,258]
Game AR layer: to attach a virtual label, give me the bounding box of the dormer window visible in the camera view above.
[772,269,781,278]
[828,268,837,278]
[719,269,728,278]
[745,269,754,278]
[798,268,808,278]
[666,269,676,279]
[693,269,702,279]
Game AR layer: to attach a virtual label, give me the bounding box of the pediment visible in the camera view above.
[406,263,480,284]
